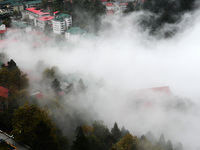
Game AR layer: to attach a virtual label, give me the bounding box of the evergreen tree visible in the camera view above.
[166,140,173,150]
[121,126,130,138]
[71,126,90,150]
[51,78,61,95]
[77,78,86,92]
[158,134,165,149]
[111,122,121,142]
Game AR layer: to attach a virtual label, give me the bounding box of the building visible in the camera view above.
[0,23,6,31]
[36,16,54,30]
[52,13,72,34]
[119,2,128,12]
[106,3,114,10]
[21,7,50,26]
[65,27,86,44]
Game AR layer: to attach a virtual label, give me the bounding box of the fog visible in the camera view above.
[2,7,200,150]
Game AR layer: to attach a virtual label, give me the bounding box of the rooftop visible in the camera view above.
[66,27,86,35]
[106,3,114,6]
[38,16,54,21]
[53,13,71,21]
[26,7,49,16]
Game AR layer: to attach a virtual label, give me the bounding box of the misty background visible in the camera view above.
[2,1,200,149]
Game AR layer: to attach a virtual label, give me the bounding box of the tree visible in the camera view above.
[12,103,59,149]
[51,78,61,95]
[121,126,130,138]
[92,120,112,150]
[111,122,121,142]
[166,140,173,150]
[71,126,90,150]
[124,2,134,13]
[13,10,19,20]
[32,120,59,150]
[112,134,137,150]
[158,134,165,149]
[77,78,86,92]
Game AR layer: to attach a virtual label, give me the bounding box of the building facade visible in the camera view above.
[52,13,72,34]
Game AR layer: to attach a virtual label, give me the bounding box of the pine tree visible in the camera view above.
[111,122,121,142]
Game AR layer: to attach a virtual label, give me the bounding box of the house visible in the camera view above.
[65,27,86,44]
[52,13,72,34]
[10,2,24,13]
[106,3,114,10]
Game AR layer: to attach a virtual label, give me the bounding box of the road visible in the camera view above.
[0,130,30,150]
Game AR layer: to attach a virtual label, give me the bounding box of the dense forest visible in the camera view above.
[0,53,186,150]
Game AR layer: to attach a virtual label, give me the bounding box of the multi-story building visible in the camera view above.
[65,27,86,44]
[52,13,72,34]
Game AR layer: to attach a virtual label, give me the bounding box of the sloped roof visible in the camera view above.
[66,27,86,35]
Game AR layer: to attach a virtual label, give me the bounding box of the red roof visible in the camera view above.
[106,3,113,6]
[53,11,59,14]
[38,16,54,21]
[26,7,50,16]
[0,30,6,34]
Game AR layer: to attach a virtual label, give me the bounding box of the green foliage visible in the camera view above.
[12,103,58,149]
[0,59,28,90]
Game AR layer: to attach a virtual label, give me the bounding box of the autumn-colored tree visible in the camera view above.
[112,134,138,150]
[82,125,94,136]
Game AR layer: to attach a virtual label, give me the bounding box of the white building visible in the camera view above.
[65,27,86,44]
[52,13,72,34]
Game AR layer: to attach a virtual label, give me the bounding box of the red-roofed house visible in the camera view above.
[106,3,114,10]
